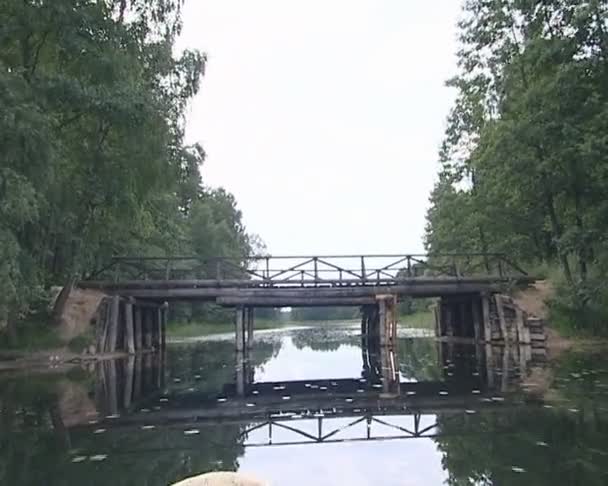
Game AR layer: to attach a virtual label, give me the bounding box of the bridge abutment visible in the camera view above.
[96,297,168,354]
[435,293,543,345]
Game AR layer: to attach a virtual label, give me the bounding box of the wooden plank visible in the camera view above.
[482,295,491,342]
[515,307,528,344]
[217,296,377,306]
[121,283,508,301]
[80,275,534,290]
[124,301,135,354]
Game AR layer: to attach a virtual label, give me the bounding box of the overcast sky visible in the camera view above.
[178,0,463,255]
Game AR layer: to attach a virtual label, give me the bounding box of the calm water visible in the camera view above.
[2,323,608,485]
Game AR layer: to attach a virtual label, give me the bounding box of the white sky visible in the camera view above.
[178,0,463,255]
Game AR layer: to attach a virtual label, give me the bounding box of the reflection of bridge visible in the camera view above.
[79,254,536,354]
[71,338,544,450]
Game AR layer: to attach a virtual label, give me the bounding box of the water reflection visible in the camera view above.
[1,324,608,485]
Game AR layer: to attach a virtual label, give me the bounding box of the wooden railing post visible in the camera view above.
[361,256,366,282]
[407,255,412,277]
[313,257,319,284]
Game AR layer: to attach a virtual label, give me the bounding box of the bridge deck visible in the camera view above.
[80,253,535,305]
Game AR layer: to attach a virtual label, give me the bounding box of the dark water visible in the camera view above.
[2,324,608,486]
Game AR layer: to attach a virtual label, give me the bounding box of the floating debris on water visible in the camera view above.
[184,429,200,435]
[406,391,417,396]
[217,398,227,403]
[71,456,87,463]
[105,414,120,419]
[471,390,481,394]
[491,397,505,402]
[246,403,256,407]
[89,455,108,462]
[159,398,169,403]
[93,428,106,434]
[439,391,449,396]
[511,466,525,473]
[465,410,477,415]
[536,441,549,447]
[141,425,156,430]
[282,395,291,401]
[345,398,354,403]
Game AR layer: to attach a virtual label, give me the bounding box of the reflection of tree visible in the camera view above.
[291,328,358,352]
[435,351,608,486]
[435,407,608,486]
[397,338,442,381]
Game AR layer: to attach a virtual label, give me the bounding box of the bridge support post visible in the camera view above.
[160,302,168,351]
[125,299,135,354]
[235,306,245,352]
[143,308,153,350]
[107,295,120,352]
[378,299,387,347]
[246,307,254,349]
[134,306,143,351]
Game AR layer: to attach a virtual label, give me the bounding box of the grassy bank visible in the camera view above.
[398,311,434,329]
[166,318,291,338]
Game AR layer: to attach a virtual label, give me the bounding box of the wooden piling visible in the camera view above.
[144,308,153,350]
[107,360,118,415]
[378,299,387,346]
[155,307,162,349]
[494,295,508,343]
[106,295,120,352]
[481,294,491,342]
[472,297,482,342]
[160,303,168,351]
[246,307,254,349]
[97,299,110,353]
[134,306,143,351]
[124,356,135,409]
[125,300,135,354]
[235,306,244,352]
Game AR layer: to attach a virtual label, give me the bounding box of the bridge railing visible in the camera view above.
[85,253,528,286]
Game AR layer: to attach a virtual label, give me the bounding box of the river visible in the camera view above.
[1,323,607,485]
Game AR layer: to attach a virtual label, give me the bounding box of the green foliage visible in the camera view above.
[289,306,358,322]
[426,0,608,333]
[0,1,257,343]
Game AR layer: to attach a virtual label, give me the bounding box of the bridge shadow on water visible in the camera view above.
[2,326,608,485]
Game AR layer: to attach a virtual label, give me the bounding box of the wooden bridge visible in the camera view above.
[78,253,537,354]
